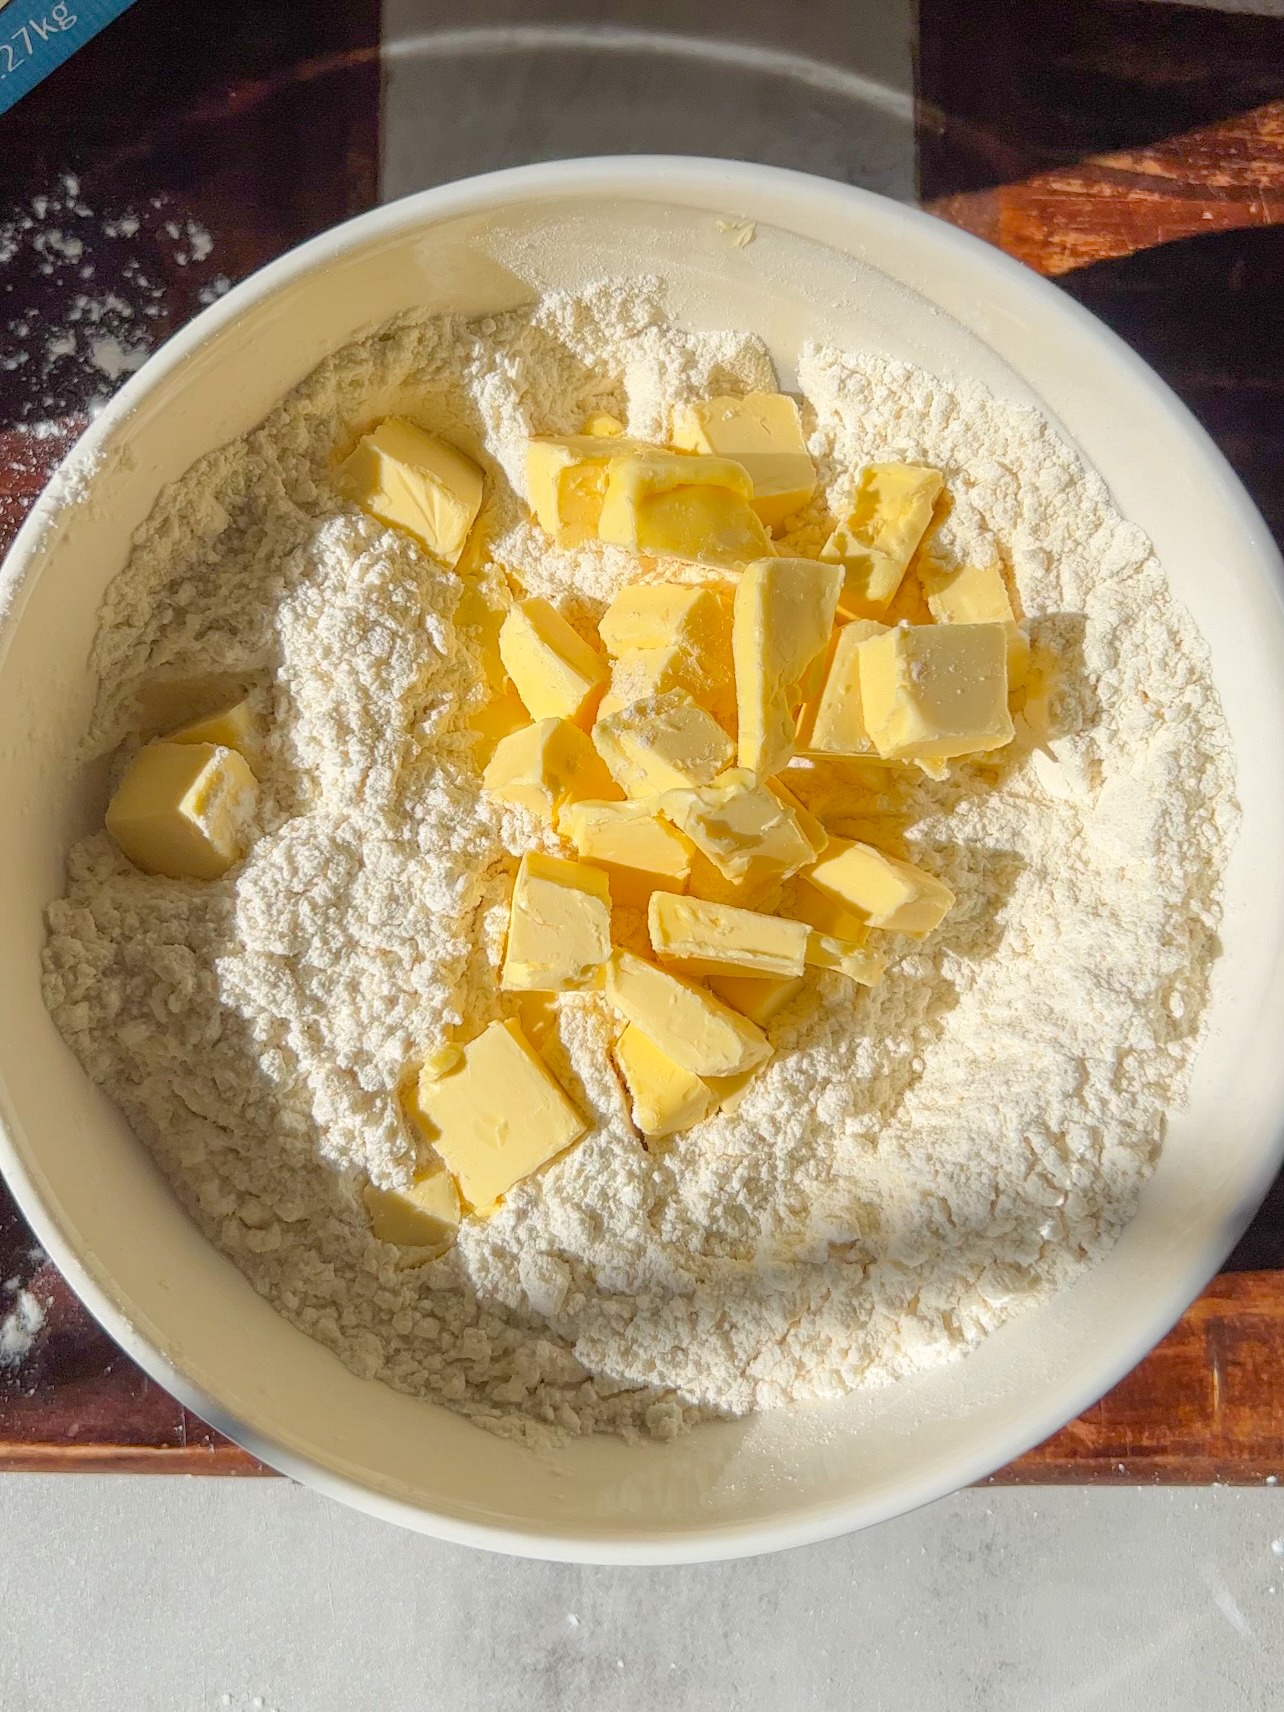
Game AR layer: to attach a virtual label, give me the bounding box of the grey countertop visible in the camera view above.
[2,1478,1282,1710]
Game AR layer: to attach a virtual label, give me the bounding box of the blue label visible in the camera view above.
[0,0,138,115]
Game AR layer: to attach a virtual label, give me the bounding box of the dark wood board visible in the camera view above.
[2,0,1283,1481]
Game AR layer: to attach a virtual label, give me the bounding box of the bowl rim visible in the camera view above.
[2,154,1283,1563]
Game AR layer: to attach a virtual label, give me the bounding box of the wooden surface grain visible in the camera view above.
[1,0,1283,1481]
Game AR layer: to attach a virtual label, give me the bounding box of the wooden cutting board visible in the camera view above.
[2,0,1283,1481]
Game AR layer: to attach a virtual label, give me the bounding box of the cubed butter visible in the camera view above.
[598,582,730,656]
[169,697,258,760]
[795,620,887,756]
[499,597,607,726]
[672,392,816,530]
[106,741,257,880]
[597,452,775,569]
[803,836,954,936]
[599,638,736,731]
[858,622,1014,761]
[733,557,844,776]
[659,768,815,888]
[336,417,483,568]
[820,464,943,618]
[412,1019,587,1211]
[684,851,784,913]
[805,931,888,987]
[592,690,734,799]
[558,799,693,908]
[919,560,1030,691]
[501,851,612,993]
[454,575,511,696]
[526,434,657,546]
[785,880,870,944]
[763,774,829,860]
[468,690,532,760]
[613,1023,714,1139]
[604,949,770,1078]
[705,971,804,1026]
[580,412,625,437]
[482,717,619,823]
[363,1166,461,1251]
[649,892,809,978]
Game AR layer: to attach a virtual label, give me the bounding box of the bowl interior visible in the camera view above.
[2,163,1283,1562]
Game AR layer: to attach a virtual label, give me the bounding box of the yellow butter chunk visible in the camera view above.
[597,453,775,569]
[672,393,816,530]
[580,412,625,437]
[526,434,658,546]
[919,560,1030,691]
[169,696,258,760]
[468,690,532,760]
[795,620,887,756]
[604,949,770,1078]
[733,557,844,776]
[454,574,511,696]
[763,775,829,860]
[613,1023,714,1139]
[803,836,954,936]
[805,931,888,987]
[106,742,257,880]
[786,880,870,944]
[820,464,944,618]
[705,971,804,1026]
[558,799,693,908]
[592,690,734,799]
[501,851,612,993]
[412,1019,587,1211]
[597,582,736,728]
[659,768,816,888]
[649,892,809,978]
[363,1166,461,1251]
[858,622,1014,761]
[499,597,607,726]
[482,717,619,823]
[336,417,483,568]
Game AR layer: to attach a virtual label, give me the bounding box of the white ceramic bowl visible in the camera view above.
[2,160,1283,1564]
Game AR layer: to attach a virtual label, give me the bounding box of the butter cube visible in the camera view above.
[649,892,809,978]
[468,690,532,761]
[805,932,888,987]
[106,741,257,880]
[499,597,607,727]
[363,1165,461,1251]
[597,453,775,569]
[795,620,887,756]
[454,575,511,697]
[336,417,483,568]
[592,690,734,799]
[501,851,612,993]
[598,583,729,656]
[705,971,804,1026]
[659,768,815,888]
[580,412,625,437]
[685,852,784,913]
[526,433,656,546]
[785,881,870,944]
[613,1023,714,1139]
[763,775,829,860]
[858,622,1014,761]
[733,557,843,776]
[604,950,770,1078]
[169,697,258,760]
[412,1019,587,1211]
[803,836,954,936]
[597,583,736,729]
[820,464,943,618]
[919,561,1030,691]
[558,799,693,908]
[672,393,816,530]
[483,717,619,823]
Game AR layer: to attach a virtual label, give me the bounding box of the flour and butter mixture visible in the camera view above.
[41,280,1235,1441]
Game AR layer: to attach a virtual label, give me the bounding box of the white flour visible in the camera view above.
[41,281,1235,1442]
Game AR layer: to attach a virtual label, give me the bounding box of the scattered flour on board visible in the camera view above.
[40,280,1236,1442]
